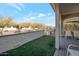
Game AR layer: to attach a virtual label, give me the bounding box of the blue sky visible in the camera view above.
[0,3,55,26]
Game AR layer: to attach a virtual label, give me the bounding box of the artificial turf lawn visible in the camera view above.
[1,35,55,56]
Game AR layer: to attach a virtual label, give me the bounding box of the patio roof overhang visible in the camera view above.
[51,3,79,20]
[50,3,79,55]
[50,3,79,50]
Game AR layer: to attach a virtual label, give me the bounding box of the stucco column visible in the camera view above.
[55,14,60,49]
[60,19,64,37]
[55,4,62,49]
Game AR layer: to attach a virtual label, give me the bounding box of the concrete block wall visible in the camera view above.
[0,30,44,53]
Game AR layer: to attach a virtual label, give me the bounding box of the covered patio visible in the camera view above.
[51,3,79,56]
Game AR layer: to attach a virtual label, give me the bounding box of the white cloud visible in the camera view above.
[42,16,55,21]
[17,3,24,7]
[30,17,36,19]
[17,16,31,23]
[7,3,22,12]
[22,17,30,21]
[16,12,55,26]
[48,13,52,16]
[37,13,46,17]
[37,13,53,18]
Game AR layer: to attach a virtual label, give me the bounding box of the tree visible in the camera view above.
[5,17,16,27]
[0,17,6,35]
[0,17,5,27]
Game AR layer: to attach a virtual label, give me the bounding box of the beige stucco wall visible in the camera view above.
[0,30,44,53]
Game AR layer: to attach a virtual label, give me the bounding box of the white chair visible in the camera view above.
[67,44,79,56]
[74,31,79,40]
[65,31,72,39]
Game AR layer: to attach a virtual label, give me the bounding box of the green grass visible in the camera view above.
[0,35,55,56]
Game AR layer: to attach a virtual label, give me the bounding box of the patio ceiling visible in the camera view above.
[59,3,79,15]
[64,17,79,22]
[51,3,79,20]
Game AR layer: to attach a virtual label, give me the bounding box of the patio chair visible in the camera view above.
[67,44,79,56]
[65,31,72,39]
[74,31,79,40]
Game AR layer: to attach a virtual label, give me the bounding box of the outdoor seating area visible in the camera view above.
[51,3,79,56]
[67,44,79,56]
[65,31,79,40]
[54,36,79,56]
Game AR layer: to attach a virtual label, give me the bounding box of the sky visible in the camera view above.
[0,3,55,26]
